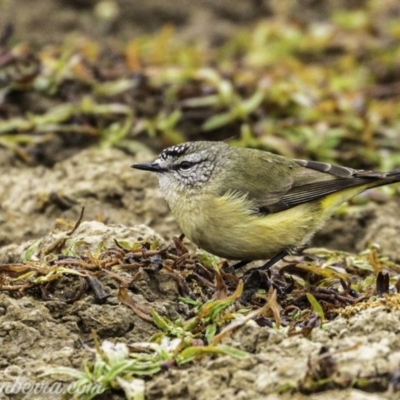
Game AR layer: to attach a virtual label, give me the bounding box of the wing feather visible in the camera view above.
[218,148,397,215]
[259,159,389,213]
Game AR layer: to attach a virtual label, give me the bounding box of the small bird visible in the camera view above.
[132,141,400,269]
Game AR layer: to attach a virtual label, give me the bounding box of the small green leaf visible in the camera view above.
[150,308,174,332]
[197,250,221,269]
[178,297,201,307]
[40,367,87,379]
[306,293,325,322]
[238,90,264,116]
[205,323,217,343]
[217,345,248,359]
[202,112,235,131]
[22,240,41,261]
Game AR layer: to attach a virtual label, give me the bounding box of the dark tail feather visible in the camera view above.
[388,169,400,177]
[374,169,400,188]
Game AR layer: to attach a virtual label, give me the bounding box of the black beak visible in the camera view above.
[131,162,166,173]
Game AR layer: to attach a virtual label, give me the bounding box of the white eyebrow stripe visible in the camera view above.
[160,144,190,160]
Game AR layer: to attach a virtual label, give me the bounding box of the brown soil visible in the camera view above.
[1,148,400,400]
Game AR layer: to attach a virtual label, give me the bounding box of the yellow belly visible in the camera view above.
[172,192,323,260]
[169,181,378,261]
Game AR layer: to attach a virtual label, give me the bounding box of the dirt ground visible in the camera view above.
[1,147,400,400]
[1,1,400,400]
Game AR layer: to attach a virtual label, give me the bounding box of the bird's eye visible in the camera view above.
[179,161,194,170]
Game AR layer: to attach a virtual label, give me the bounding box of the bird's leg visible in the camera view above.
[222,260,250,275]
[259,250,289,270]
[241,250,289,278]
[230,250,288,276]
[231,260,250,270]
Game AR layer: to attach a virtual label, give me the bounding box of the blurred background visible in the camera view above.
[2,1,370,44]
[1,0,400,170]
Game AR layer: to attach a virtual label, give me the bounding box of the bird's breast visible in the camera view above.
[168,191,322,260]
